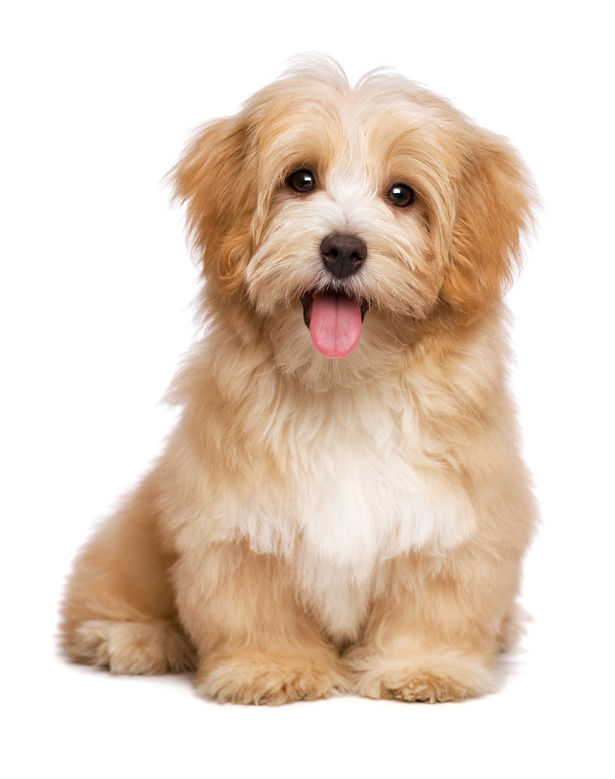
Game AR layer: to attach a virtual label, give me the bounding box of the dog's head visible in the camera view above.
[173,58,533,379]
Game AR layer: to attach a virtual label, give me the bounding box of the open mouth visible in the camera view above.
[300,290,369,359]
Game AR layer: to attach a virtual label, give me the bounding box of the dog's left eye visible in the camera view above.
[286,169,317,193]
[386,183,415,208]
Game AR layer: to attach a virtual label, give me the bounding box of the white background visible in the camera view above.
[2,1,614,776]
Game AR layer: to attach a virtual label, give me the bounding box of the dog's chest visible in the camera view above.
[229,397,476,642]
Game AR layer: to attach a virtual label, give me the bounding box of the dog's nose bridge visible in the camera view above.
[327,167,375,226]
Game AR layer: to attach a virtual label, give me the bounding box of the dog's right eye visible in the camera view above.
[286,169,317,193]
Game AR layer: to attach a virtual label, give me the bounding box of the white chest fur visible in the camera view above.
[214,386,477,642]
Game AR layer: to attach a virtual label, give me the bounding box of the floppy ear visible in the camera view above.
[439,132,535,323]
[172,116,257,293]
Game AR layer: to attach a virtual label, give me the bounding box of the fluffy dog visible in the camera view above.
[61,58,537,704]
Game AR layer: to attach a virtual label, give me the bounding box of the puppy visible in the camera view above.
[61,58,537,704]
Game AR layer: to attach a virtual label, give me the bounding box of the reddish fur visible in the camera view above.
[61,59,536,704]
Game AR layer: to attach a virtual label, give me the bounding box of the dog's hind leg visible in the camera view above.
[60,470,195,674]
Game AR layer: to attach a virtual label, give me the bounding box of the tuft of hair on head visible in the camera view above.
[278,52,350,89]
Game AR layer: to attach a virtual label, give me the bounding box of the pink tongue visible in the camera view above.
[309,292,363,358]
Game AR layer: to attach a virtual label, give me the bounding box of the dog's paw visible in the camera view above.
[69,619,196,675]
[346,647,496,703]
[196,650,349,705]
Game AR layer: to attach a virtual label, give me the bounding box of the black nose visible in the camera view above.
[320,233,367,279]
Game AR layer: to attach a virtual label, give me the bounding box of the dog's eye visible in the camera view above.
[286,169,317,193]
[387,184,415,208]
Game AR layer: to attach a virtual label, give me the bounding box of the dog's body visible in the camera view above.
[61,59,536,704]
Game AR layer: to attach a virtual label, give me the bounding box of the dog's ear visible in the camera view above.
[439,131,535,323]
[172,116,257,292]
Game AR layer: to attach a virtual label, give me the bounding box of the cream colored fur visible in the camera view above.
[61,57,537,704]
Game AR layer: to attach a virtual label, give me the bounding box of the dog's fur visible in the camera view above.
[61,58,537,704]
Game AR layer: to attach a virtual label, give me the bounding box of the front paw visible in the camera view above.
[346,647,496,703]
[196,650,349,705]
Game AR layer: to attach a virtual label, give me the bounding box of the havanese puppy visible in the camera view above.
[61,57,537,704]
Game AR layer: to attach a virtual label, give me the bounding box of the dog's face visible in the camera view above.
[174,60,533,380]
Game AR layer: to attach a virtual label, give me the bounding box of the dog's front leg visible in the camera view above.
[345,544,524,702]
[173,539,349,704]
